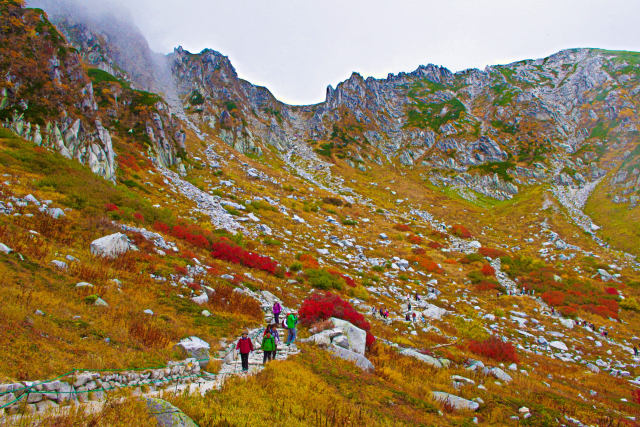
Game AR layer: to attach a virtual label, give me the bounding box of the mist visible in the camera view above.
[27,0,640,105]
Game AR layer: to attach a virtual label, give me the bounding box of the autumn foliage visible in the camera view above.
[468,336,518,362]
[299,292,375,348]
[481,264,496,276]
[479,247,506,258]
[210,241,278,274]
[451,224,471,238]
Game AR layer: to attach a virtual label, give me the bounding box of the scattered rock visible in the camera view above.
[90,233,134,258]
[176,337,210,368]
[432,391,480,411]
[328,344,374,371]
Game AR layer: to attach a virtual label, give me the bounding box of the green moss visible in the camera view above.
[305,269,344,290]
[472,160,515,182]
[405,97,466,132]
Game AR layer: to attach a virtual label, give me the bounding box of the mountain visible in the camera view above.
[1,1,640,425]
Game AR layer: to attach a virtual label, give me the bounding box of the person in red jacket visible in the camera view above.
[236,331,254,372]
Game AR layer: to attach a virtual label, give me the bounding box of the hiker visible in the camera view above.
[634,346,639,357]
[264,323,280,343]
[262,330,276,364]
[412,312,417,322]
[405,313,411,321]
[379,307,384,317]
[236,331,254,372]
[285,311,298,345]
[384,309,389,319]
[408,302,412,311]
[421,314,427,323]
[415,292,420,301]
[273,301,282,324]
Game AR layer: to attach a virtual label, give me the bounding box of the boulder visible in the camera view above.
[328,344,374,371]
[586,363,600,373]
[422,303,448,320]
[432,391,479,411]
[558,318,575,329]
[50,260,67,270]
[400,348,444,369]
[489,367,513,383]
[176,337,210,368]
[330,318,367,355]
[76,282,94,288]
[0,243,12,254]
[48,208,65,219]
[90,233,133,258]
[549,340,568,351]
[145,398,198,427]
[191,293,208,305]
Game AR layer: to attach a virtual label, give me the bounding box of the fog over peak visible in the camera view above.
[27,0,640,105]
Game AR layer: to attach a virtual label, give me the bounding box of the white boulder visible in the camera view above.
[330,317,367,355]
[90,233,133,258]
[432,391,479,411]
[422,303,448,320]
[176,337,210,368]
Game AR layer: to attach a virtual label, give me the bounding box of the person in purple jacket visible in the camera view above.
[273,301,282,324]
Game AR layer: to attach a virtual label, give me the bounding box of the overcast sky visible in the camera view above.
[42,0,640,105]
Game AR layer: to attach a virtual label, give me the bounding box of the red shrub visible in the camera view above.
[394,224,411,232]
[298,253,319,269]
[444,258,457,265]
[558,305,577,317]
[328,269,357,287]
[468,336,518,362]
[417,258,443,274]
[133,212,144,222]
[451,224,471,238]
[408,235,423,245]
[632,389,640,405]
[476,281,498,291]
[105,203,119,212]
[605,287,619,295]
[210,241,278,274]
[428,241,444,249]
[153,221,171,234]
[188,282,202,292]
[542,291,566,307]
[119,153,141,171]
[481,264,495,277]
[175,266,188,275]
[479,247,506,258]
[412,247,426,255]
[299,292,375,348]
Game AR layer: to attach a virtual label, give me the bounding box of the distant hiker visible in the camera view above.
[264,323,280,343]
[384,309,389,319]
[236,331,254,372]
[285,312,298,345]
[412,312,417,322]
[415,293,420,301]
[408,302,412,311]
[405,313,411,321]
[273,301,282,324]
[634,346,639,357]
[421,314,427,323]
[262,330,276,364]
[379,307,384,317]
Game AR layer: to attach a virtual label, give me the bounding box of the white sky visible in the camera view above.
[50,0,640,105]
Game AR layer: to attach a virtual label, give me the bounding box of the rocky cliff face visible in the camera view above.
[11,1,640,205]
[162,43,638,200]
[0,1,116,180]
[0,1,185,178]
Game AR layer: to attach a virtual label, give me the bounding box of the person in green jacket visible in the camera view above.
[285,311,298,345]
[262,330,276,363]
